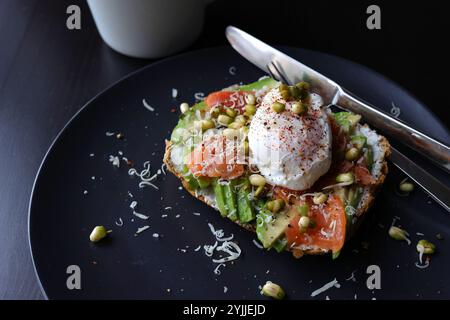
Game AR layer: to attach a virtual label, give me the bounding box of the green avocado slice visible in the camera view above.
[212,179,228,217]
[333,112,361,133]
[256,207,297,249]
[223,180,238,221]
[236,180,255,223]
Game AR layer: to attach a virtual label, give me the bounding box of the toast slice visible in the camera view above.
[163,78,391,257]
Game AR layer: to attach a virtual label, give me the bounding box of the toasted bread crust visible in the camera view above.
[163,129,391,256]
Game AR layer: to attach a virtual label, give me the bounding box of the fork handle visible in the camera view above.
[336,90,450,173]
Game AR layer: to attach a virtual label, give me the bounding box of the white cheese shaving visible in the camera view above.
[152,233,159,238]
[213,263,225,275]
[83,190,88,195]
[218,179,230,186]
[194,92,205,101]
[415,260,430,269]
[135,225,150,235]
[329,220,337,232]
[142,98,155,112]
[208,223,234,242]
[204,242,218,257]
[223,286,228,293]
[252,239,263,249]
[164,207,172,210]
[319,228,333,239]
[172,88,178,99]
[115,218,123,227]
[133,211,149,220]
[138,180,159,190]
[192,212,201,216]
[228,66,237,75]
[311,278,341,297]
[130,201,138,209]
[212,241,242,263]
[194,245,202,252]
[128,161,159,190]
[201,223,242,275]
[105,131,115,136]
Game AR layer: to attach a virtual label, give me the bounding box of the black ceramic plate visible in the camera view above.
[29,47,450,300]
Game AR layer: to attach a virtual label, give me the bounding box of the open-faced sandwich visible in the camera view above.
[164,77,391,258]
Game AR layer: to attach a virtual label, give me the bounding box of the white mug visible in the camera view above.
[87,0,211,59]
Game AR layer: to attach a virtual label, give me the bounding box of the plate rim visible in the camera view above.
[27,45,450,299]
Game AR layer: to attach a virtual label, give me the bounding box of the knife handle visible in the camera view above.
[336,90,450,173]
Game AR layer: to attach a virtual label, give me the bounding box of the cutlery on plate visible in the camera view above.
[225,26,450,173]
[226,25,450,212]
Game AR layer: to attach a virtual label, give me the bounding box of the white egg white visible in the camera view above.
[248,88,332,191]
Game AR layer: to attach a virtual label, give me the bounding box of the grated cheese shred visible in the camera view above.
[142,98,155,112]
[311,278,341,297]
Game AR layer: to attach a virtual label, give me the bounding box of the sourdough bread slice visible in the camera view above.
[163,122,390,256]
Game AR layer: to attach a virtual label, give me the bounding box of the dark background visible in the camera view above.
[0,0,448,299]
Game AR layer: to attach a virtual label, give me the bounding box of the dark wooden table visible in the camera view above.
[0,0,448,299]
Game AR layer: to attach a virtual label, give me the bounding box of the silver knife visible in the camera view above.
[226,26,450,212]
[390,147,450,212]
[225,26,450,173]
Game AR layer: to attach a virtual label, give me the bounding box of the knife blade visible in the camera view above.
[225,26,450,174]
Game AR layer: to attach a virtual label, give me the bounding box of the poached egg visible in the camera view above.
[248,88,332,191]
